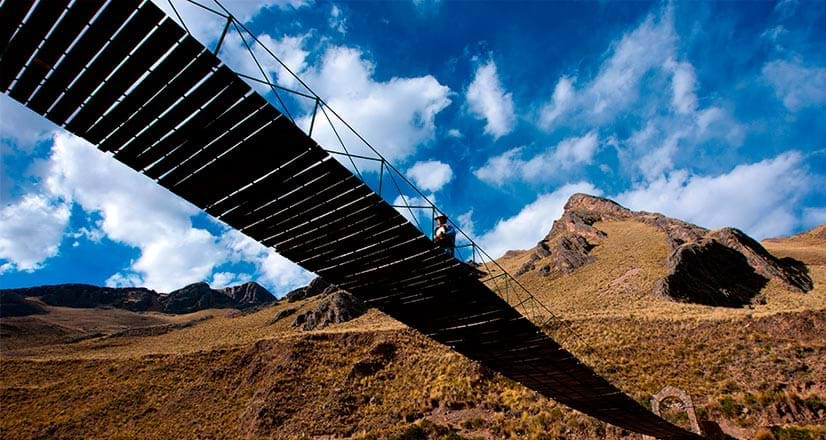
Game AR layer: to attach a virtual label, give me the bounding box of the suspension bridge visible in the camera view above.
[0,1,702,438]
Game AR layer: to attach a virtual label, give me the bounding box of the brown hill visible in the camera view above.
[502,194,814,313]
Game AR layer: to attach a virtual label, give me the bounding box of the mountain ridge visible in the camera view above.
[0,281,275,317]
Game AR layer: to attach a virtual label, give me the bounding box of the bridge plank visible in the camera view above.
[8,0,107,102]
[156,100,280,188]
[0,0,35,55]
[98,52,219,152]
[84,35,203,143]
[27,0,141,115]
[142,91,267,179]
[114,66,238,162]
[46,1,166,125]
[65,19,185,134]
[0,0,71,91]
[127,81,252,171]
[209,149,334,221]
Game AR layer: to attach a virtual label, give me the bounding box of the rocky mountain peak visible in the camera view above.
[222,281,274,308]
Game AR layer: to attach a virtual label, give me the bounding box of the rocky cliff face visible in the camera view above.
[1,281,276,316]
[516,193,813,307]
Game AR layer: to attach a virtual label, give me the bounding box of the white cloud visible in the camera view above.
[763,60,826,111]
[474,132,599,186]
[478,182,601,257]
[0,194,70,272]
[550,10,677,120]
[211,271,252,289]
[667,59,698,114]
[392,194,435,231]
[299,46,452,166]
[220,229,313,294]
[406,160,453,192]
[446,128,463,138]
[69,226,105,243]
[466,60,515,139]
[220,32,309,92]
[0,96,57,152]
[329,4,347,34]
[44,133,226,291]
[538,76,575,129]
[106,272,145,289]
[616,152,810,239]
[534,6,742,181]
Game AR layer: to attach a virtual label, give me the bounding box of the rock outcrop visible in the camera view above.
[291,291,366,330]
[221,282,276,309]
[515,193,813,307]
[285,277,337,303]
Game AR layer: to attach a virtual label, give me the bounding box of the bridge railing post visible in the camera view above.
[213,14,233,55]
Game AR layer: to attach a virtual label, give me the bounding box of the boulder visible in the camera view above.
[291,291,366,330]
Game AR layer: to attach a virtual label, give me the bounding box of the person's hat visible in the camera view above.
[436,213,448,221]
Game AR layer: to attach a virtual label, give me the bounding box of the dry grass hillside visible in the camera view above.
[1,214,825,439]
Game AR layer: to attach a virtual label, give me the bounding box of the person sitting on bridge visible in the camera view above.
[433,213,456,257]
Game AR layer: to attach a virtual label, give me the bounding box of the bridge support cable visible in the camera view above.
[0,1,701,438]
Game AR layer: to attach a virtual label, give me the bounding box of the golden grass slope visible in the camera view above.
[0,222,824,439]
[496,219,826,321]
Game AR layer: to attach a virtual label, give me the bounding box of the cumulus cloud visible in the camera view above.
[478,182,601,257]
[299,46,452,166]
[0,194,70,272]
[220,32,310,91]
[466,60,515,139]
[762,60,826,111]
[220,229,313,292]
[7,132,313,294]
[474,132,599,186]
[0,96,56,152]
[406,160,453,192]
[617,152,810,239]
[43,133,226,291]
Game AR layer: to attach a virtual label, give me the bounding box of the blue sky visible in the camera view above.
[1,0,824,295]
